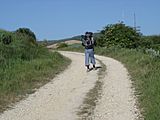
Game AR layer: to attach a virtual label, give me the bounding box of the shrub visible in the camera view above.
[141,35,160,51]
[97,22,142,48]
[0,31,12,45]
[15,28,36,45]
[57,42,68,48]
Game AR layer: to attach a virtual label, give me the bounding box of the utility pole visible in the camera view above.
[122,10,125,23]
[134,12,136,30]
[133,12,141,32]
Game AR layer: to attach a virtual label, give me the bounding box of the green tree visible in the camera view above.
[97,22,142,48]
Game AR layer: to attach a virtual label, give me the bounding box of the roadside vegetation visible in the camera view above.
[57,22,160,120]
[0,28,71,113]
[56,42,68,49]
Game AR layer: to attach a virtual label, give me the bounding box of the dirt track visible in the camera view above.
[0,51,140,120]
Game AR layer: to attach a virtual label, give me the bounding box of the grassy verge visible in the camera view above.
[0,51,71,113]
[0,29,71,113]
[57,44,160,120]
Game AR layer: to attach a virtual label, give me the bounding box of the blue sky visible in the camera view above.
[0,0,160,40]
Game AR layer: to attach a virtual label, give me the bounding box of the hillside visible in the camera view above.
[39,32,101,46]
[0,28,70,113]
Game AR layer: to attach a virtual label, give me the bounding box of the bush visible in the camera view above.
[141,35,160,51]
[0,28,40,68]
[0,30,12,45]
[15,28,37,45]
[97,22,142,48]
[57,42,68,48]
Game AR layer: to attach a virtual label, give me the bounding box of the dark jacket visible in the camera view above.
[82,38,96,49]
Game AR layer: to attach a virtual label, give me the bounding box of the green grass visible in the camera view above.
[0,51,71,113]
[0,30,71,113]
[57,44,160,120]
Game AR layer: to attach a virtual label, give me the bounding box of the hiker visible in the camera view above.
[81,32,96,72]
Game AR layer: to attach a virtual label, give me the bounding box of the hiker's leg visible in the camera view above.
[85,49,90,68]
[89,49,96,66]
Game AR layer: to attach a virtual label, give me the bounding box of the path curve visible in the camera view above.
[0,51,139,120]
[93,54,140,120]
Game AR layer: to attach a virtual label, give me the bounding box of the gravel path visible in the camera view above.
[93,54,140,120]
[0,51,140,120]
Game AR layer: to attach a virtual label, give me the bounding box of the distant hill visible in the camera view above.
[61,32,101,41]
[39,32,101,46]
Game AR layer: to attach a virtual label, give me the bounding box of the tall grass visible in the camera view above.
[0,30,71,113]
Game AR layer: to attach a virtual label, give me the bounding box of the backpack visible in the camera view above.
[81,32,95,49]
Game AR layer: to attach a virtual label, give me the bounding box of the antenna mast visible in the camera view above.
[122,10,125,23]
[134,12,136,30]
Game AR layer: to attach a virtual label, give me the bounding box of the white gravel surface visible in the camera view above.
[0,51,140,120]
[93,55,140,120]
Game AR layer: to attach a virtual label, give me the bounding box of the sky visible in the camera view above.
[0,0,160,40]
